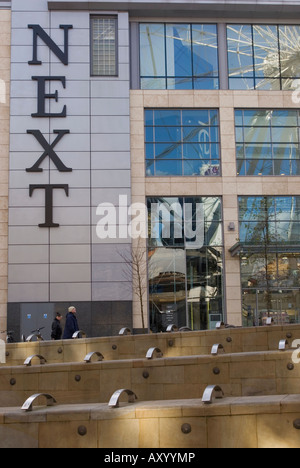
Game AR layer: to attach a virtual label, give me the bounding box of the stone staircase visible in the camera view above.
[0,325,300,448]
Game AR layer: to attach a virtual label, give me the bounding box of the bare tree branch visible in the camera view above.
[118,239,148,333]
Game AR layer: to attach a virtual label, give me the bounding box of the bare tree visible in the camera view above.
[119,240,148,333]
[242,197,280,320]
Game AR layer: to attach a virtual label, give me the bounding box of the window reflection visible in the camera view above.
[228,25,300,90]
[140,23,219,90]
[187,248,223,331]
[236,110,300,176]
[239,196,300,245]
[140,24,166,78]
[148,197,224,332]
[242,289,300,327]
[145,109,220,177]
[239,197,300,326]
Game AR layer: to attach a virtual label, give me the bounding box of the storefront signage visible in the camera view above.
[27,24,73,227]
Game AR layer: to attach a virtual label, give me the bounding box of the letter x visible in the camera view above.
[26,129,72,172]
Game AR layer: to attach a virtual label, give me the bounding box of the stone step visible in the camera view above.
[0,394,299,448]
[4,323,300,366]
[0,350,299,408]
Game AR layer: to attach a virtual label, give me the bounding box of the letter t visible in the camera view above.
[29,184,69,228]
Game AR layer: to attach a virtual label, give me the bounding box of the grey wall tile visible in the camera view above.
[8,283,49,303]
[92,281,132,302]
[50,282,91,302]
[92,262,130,282]
[92,243,131,263]
[9,264,49,283]
[9,3,132,306]
[9,226,49,245]
[50,263,91,283]
[50,225,90,245]
[9,245,49,264]
[50,244,91,263]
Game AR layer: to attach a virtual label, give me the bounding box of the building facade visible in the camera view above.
[5,0,300,339]
[0,1,10,339]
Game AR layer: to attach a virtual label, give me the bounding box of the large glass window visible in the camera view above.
[140,23,219,90]
[145,109,220,177]
[148,197,224,332]
[239,196,300,326]
[236,109,300,176]
[91,16,118,76]
[227,24,300,90]
[239,196,300,245]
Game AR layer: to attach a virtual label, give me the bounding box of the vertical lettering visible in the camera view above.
[29,184,69,228]
[28,24,73,65]
[31,76,67,118]
[26,130,72,173]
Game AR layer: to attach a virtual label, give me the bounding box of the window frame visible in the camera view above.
[145,108,221,177]
[235,109,300,177]
[147,196,225,332]
[139,22,220,90]
[227,24,300,91]
[238,196,300,246]
[90,15,119,78]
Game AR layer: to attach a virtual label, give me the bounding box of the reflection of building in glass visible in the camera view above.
[148,197,223,331]
[140,23,219,90]
[236,110,300,176]
[145,109,220,177]
[231,196,300,326]
[228,25,300,90]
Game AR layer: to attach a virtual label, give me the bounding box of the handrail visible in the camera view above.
[72,330,87,339]
[21,393,57,412]
[26,333,44,342]
[215,322,225,330]
[202,385,224,404]
[266,317,274,326]
[166,324,178,332]
[108,389,138,408]
[24,354,47,367]
[278,339,288,351]
[211,344,225,356]
[119,327,132,336]
[146,347,163,359]
[84,351,104,363]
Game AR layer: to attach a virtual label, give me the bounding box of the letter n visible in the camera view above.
[28,24,73,65]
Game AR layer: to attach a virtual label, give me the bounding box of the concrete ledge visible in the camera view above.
[0,349,299,408]
[5,323,300,366]
[1,395,300,448]
[47,0,300,19]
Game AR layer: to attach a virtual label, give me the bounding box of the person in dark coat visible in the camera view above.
[51,313,63,340]
[63,306,79,339]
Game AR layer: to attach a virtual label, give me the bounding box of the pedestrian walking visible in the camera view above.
[63,306,79,339]
[51,313,63,341]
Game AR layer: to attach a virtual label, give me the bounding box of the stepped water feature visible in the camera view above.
[0,325,300,448]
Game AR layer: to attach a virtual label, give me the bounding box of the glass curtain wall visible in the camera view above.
[239,196,300,326]
[139,23,300,90]
[148,197,224,332]
[140,23,219,90]
[145,109,220,177]
[227,24,300,90]
[235,109,300,176]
